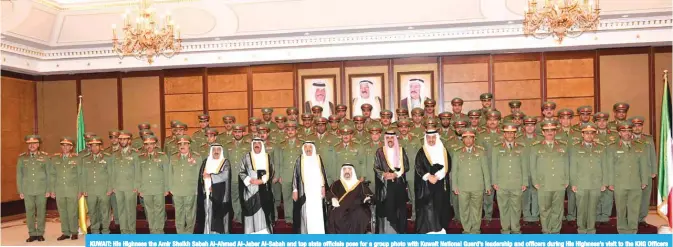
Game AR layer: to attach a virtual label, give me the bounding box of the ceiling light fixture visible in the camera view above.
[523,0,600,43]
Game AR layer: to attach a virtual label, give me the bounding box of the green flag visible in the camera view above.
[76,96,86,153]
[657,71,672,227]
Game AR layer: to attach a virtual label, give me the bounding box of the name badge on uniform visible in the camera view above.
[616,151,625,154]
[68,160,77,165]
[499,150,506,153]
[37,157,45,162]
[153,158,161,162]
[141,160,147,163]
[99,160,107,164]
[125,156,133,161]
[515,150,521,154]
[635,149,643,153]
[578,151,586,154]
[558,148,565,153]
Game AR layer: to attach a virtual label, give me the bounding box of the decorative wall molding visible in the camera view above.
[1,15,671,75]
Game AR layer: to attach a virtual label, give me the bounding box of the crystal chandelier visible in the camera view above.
[112,0,182,64]
[523,0,600,43]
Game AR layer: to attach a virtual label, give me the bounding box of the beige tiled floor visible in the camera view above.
[0,211,670,246]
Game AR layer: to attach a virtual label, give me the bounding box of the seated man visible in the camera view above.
[327,164,374,234]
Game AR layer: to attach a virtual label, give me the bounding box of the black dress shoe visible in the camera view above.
[37,236,45,241]
[57,234,70,241]
[71,235,79,240]
[26,236,36,242]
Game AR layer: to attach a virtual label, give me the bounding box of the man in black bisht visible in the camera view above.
[414,129,452,234]
[327,164,375,234]
[374,130,410,234]
[196,143,233,234]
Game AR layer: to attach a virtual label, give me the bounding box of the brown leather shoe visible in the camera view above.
[71,235,79,240]
[37,236,45,241]
[57,234,70,241]
[25,236,36,242]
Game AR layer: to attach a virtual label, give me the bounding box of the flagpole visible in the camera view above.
[76,95,88,234]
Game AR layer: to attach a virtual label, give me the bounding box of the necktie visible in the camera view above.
[467,147,472,153]
[508,143,512,150]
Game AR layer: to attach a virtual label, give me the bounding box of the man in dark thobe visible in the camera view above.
[374,131,410,234]
[414,130,452,234]
[327,164,374,234]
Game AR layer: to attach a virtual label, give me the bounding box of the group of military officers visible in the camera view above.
[17,92,657,238]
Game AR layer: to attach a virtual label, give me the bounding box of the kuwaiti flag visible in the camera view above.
[657,71,673,228]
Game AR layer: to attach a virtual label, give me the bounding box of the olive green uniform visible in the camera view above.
[398,134,420,220]
[225,139,250,222]
[607,141,650,234]
[50,153,82,237]
[17,151,51,237]
[111,148,140,234]
[138,151,169,234]
[595,130,618,222]
[477,129,502,221]
[529,141,569,234]
[169,152,202,234]
[191,129,206,147]
[555,127,581,221]
[361,141,383,192]
[491,142,528,234]
[569,141,607,234]
[451,146,490,234]
[632,134,657,223]
[275,138,301,222]
[333,142,362,178]
[81,153,114,234]
[516,134,544,222]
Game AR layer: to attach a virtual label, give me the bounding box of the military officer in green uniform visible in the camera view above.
[270,115,288,143]
[298,113,314,139]
[478,110,503,223]
[360,123,383,191]
[218,115,236,143]
[423,98,437,120]
[607,122,650,234]
[503,100,522,122]
[380,110,395,131]
[536,101,557,133]
[105,130,121,153]
[491,122,528,234]
[247,117,262,137]
[478,93,494,126]
[572,106,594,131]
[81,136,114,234]
[169,135,202,234]
[225,125,249,223]
[608,102,630,132]
[510,112,526,132]
[570,123,607,234]
[275,121,302,223]
[410,108,426,138]
[556,108,581,143]
[450,98,467,121]
[137,135,170,234]
[529,120,569,234]
[311,105,324,119]
[286,107,300,122]
[261,108,278,130]
[517,116,542,225]
[105,130,121,227]
[630,116,658,225]
[594,111,618,224]
[328,115,341,136]
[438,112,455,140]
[424,117,439,131]
[467,110,485,133]
[555,108,580,222]
[197,128,222,159]
[395,108,409,124]
[50,137,81,240]
[445,118,469,156]
[352,115,368,144]
[191,114,211,146]
[164,120,180,146]
[360,103,375,123]
[333,125,362,181]
[17,135,50,242]
[79,132,96,156]
[132,123,151,150]
[335,104,351,125]
[166,122,187,155]
[111,131,139,234]
[451,129,491,234]
[304,117,339,155]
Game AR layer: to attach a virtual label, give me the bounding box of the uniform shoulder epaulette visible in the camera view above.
[595,141,605,146]
[19,152,27,156]
[607,141,617,146]
[158,151,165,154]
[171,151,180,156]
[192,151,200,156]
[634,139,644,145]
[453,146,463,151]
[474,145,485,151]
[516,142,526,147]
[557,140,567,145]
[103,152,111,156]
[53,152,61,157]
[643,133,652,137]
[531,140,541,146]
[139,152,148,157]
[572,141,581,146]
